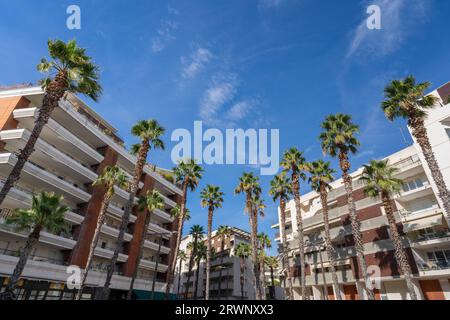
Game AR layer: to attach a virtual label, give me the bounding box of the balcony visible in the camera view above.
[0,153,91,204]
[12,107,103,165]
[139,257,168,272]
[143,239,171,254]
[153,208,173,222]
[0,128,97,184]
[0,247,67,266]
[392,155,422,179]
[101,223,133,242]
[417,260,450,271]
[94,246,128,263]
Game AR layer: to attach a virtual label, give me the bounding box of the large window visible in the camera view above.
[402,177,425,192]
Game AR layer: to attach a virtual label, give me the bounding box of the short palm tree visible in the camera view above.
[258,232,271,299]
[281,147,309,300]
[177,250,187,296]
[308,160,342,300]
[194,241,207,300]
[184,225,204,299]
[102,119,165,298]
[0,39,101,206]
[269,172,294,300]
[75,166,128,300]
[126,190,165,299]
[319,113,374,300]
[167,159,204,298]
[265,256,278,295]
[235,242,251,299]
[382,76,450,224]
[200,185,224,300]
[216,225,232,298]
[235,172,263,300]
[360,159,418,299]
[1,192,69,300]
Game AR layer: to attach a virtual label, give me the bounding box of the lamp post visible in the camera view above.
[146,231,172,300]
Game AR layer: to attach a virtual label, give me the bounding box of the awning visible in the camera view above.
[402,214,443,233]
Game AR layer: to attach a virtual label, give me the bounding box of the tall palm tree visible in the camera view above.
[184,225,204,299]
[235,242,251,299]
[0,192,69,300]
[258,232,271,299]
[251,193,266,300]
[75,166,128,300]
[360,159,418,299]
[269,172,294,300]
[319,113,374,300]
[265,255,278,298]
[193,241,207,300]
[382,76,450,224]
[216,225,232,299]
[127,190,165,299]
[0,39,101,206]
[235,172,263,300]
[177,250,187,297]
[166,159,204,298]
[280,147,309,300]
[200,185,224,300]
[101,119,165,298]
[308,160,342,300]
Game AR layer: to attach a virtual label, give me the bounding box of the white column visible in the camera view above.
[334,284,345,300]
[311,285,323,300]
[439,279,450,300]
[355,281,367,300]
[411,278,425,300]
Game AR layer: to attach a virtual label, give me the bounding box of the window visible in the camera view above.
[403,178,425,192]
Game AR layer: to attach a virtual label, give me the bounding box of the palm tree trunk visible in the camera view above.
[76,193,112,300]
[381,191,417,300]
[184,254,194,299]
[339,152,374,300]
[166,182,188,299]
[260,259,266,299]
[194,258,201,300]
[319,184,342,300]
[4,225,42,299]
[177,258,183,296]
[247,192,262,300]
[409,116,450,225]
[205,209,213,300]
[0,71,68,206]
[101,141,150,299]
[291,172,307,300]
[217,240,225,299]
[279,197,294,300]
[126,209,154,300]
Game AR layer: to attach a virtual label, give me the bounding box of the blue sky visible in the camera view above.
[1,0,450,255]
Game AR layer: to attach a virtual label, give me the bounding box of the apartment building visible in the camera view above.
[0,85,182,300]
[174,227,256,300]
[272,81,450,300]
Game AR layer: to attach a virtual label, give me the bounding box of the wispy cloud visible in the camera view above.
[181,46,213,79]
[259,0,284,9]
[226,99,258,121]
[347,0,430,58]
[151,6,179,53]
[199,73,238,125]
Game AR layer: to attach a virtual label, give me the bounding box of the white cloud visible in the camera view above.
[260,0,283,8]
[347,0,430,58]
[182,47,213,79]
[226,99,258,121]
[199,74,238,125]
[151,19,178,53]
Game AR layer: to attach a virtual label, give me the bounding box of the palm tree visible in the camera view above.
[281,147,309,300]
[166,159,204,298]
[200,185,224,300]
[265,256,278,299]
[0,39,101,206]
[269,172,294,300]
[170,205,191,223]
[308,160,342,300]
[235,242,251,299]
[194,241,207,300]
[184,225,204,299]
[319,113,374,300]
[382,76,450,224]
[75,166,128,300]
[177,250,187,297]
[216,225,232,299]
[360,159,418,299]
[235,172,263,300]
[101,119,165,298]
[1,192,69,300]
[127,190,165,299]
[257,232,271,299]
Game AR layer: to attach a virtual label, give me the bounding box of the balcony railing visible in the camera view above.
[414,231,450,242]
[418,260,450,271]
[0,247,67,266]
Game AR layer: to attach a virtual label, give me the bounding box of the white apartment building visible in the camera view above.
[174,227,256,300]
[0,85,182,300]
[272,81,450,300]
